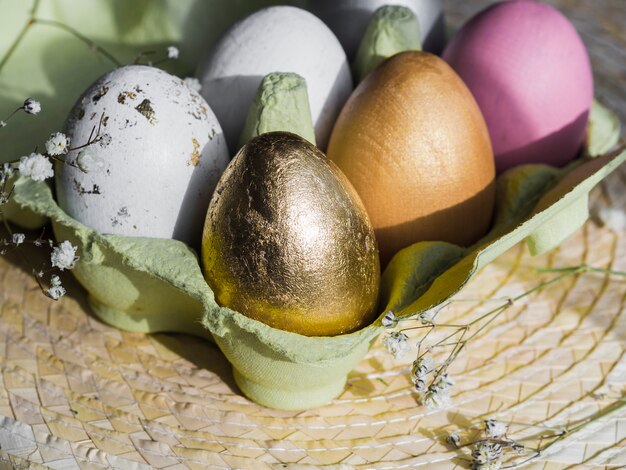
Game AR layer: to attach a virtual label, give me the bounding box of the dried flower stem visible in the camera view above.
[0,0,120,75]
[389,263,626,411]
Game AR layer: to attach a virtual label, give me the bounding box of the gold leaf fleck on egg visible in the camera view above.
[117,91,137,104]
[135,99,157,125]
[189,138,201,166]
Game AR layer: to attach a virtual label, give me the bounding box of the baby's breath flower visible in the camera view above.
[471,442,503,470]
[414,378,426,392]
[23,98,41,115]
[45,132,70,156]
[419,308,436,324]
[381,310,397,328]
[0,162,14,186]
[383,331,411,359]
[11,233,25,246]
[421,372,454,409]
[76,151,104,173]
[167,46,179,59]
[50,274,61,287]
[445,431,461,447]
[431,372,454,392]
[50,241,78,271]
[484,419,508,439]
[47,285,66,300]
[422,387,451,409]
[0,121,6,128]
[18,153,53,181]
[183,77,202,92]
[411,356,434,383]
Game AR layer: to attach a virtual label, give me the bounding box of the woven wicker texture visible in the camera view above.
[1,1,625,468]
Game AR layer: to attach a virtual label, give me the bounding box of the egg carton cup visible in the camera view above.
[5,96,623,410]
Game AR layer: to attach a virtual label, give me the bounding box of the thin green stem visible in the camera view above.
[0,0,41,74]
[32,18,121,67]
[0,18,34,74]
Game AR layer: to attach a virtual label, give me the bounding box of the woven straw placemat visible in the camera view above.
[1,2,625,469]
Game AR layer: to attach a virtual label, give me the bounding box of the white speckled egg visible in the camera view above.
[56,65,229,247]
[306,0,446,58]
[197,5,352,151]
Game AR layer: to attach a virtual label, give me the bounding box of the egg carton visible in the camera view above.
[6,6,626,410]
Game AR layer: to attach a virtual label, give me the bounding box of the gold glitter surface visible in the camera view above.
[201,132,380,336]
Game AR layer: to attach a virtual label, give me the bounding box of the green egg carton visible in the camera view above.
[6,6,625,410]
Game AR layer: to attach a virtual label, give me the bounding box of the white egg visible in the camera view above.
[305,0,446,58]
[197,5,352,151]
[56,65,229,247]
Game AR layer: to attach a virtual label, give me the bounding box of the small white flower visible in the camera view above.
[597,207,626,232]
[11,233,25,245]
[421,372,454,409]
[167,46,179,59]
[50,240,78,271]
[45,132,70,156]
[183,77,202,93]
[76,151,104,173]
[383,331,411,359]
[47,285,66,300]
[445,431,461,447]
[381,310,396,328]
[0,162,14,185]
[414,378,426,392]
[422,388,451,409]
[50,274,62,287]
[431,372,454,392]
[471,442,503,470]
[23,98,41,115]
[484,419,508,439]
[411,356,434,383]
[18,153,54,181]
[0,121,6,128]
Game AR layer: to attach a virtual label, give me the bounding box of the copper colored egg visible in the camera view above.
[202,132,380,337]
[327,51,495,266]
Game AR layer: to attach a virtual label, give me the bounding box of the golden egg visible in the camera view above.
[202,132,380,336]
[328,51,496,266]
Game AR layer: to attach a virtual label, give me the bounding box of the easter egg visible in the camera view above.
[56,65,229,247]
[197,6,352,152]
[202,132,380,336]
[328,51,495,266]
[443,0,593,172]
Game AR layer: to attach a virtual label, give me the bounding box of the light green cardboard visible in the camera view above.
[353,5,422,82]
[239,72,316,148]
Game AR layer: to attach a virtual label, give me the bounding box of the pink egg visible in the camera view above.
[443,0,593,173]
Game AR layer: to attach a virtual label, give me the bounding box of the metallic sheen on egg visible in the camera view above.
[201,132,380,337]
